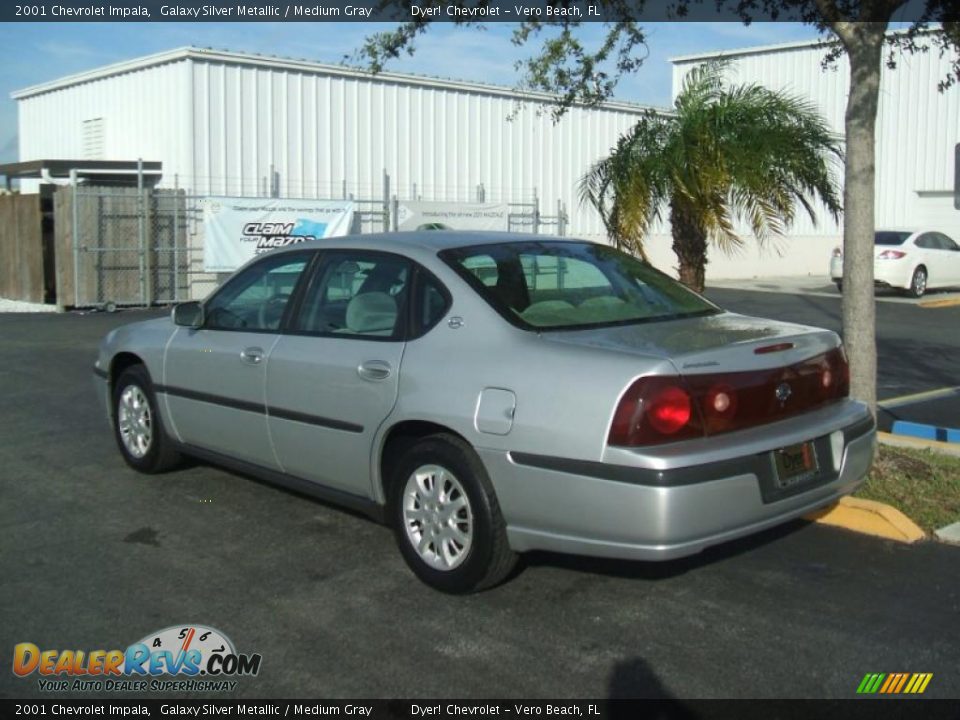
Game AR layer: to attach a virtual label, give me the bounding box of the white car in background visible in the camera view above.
[831,230,960,297]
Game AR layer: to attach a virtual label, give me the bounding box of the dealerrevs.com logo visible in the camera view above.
[12,625,261,693]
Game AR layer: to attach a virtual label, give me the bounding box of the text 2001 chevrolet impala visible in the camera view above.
[95,233,875,593]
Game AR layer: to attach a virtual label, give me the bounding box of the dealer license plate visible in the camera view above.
[773,442,819,489]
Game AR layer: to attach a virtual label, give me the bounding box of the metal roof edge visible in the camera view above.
[11,45,665,116]
[669,26,938,65]
[669,37,835,64]
[11,47,193,99]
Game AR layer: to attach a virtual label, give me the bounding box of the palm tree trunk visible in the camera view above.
[670,202,708,292]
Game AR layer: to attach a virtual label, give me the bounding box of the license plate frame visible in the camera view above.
[773,441,819,490]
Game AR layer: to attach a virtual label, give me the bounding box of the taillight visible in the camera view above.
[648,386,692,434]
[608,377,702,447]
[878,250,906,259]
[608,347,849,447]
[832,247,843,258]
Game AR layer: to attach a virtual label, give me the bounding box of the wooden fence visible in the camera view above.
[0,193,45,304]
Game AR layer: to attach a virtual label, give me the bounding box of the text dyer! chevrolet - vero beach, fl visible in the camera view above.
[94,232,875,593]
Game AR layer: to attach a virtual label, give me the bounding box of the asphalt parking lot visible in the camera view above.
[1,304,958,700]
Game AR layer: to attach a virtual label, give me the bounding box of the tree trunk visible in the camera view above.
[838,26,884,415]
[670,202,708,292]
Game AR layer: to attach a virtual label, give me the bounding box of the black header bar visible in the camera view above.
[3,0,958,23]
[3,699,960,720]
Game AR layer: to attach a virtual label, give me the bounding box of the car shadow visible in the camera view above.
[608,657,699,710]
[180,456,384,525]
[517,518,811,582]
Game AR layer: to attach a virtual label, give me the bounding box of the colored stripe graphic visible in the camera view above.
[857,673,932,694]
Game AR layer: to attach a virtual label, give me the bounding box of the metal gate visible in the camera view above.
[70,185,187,309]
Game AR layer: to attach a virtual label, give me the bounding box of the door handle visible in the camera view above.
[240,347,265,365]
[358,360,392,381]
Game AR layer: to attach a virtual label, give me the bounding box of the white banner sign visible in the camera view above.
[203,197,356,272]
[397,201,509,232]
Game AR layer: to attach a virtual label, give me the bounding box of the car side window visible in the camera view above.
[293,252,411,338]
[915,234,936,250]
[204,253,311,331]
[935,233,959,251]
[414,271,451,337]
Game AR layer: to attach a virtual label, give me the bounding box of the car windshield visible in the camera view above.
[875,231,911,246]
[440,240,719,331]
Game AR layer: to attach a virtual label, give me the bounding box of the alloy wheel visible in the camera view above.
[402,464,474,571]
[117,384,153,459]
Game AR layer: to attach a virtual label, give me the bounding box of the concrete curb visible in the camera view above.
[934,522,960,545]
[877,431,960,458]
[805,497,926,544]
[918,297,960,309]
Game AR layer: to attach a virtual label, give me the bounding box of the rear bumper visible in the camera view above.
[483,401,876,561]
[831,258,912,290]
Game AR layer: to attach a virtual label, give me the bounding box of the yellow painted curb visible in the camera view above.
[805,496,925,543]
[918,296,960,308]
[877,431,960,458]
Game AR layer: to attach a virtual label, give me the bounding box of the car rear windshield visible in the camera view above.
[440,241,719,331]
[875,231,911,245]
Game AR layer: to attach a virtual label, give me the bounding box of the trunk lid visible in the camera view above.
[541,311,838,375]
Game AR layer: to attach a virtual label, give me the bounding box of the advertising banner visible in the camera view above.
[397,201,509,232]
[203,197,355,272]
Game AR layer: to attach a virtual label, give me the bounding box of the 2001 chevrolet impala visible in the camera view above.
[95,232,875,593]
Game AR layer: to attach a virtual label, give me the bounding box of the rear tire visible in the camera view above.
[907,266,927,298]
[390,434,516,593]
[112,365,181,474]
[835,281,842,292]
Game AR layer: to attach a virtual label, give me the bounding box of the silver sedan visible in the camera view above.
[95,232,875,593]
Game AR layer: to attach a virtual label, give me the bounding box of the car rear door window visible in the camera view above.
[933,233,959,251]
[292,252,411,339]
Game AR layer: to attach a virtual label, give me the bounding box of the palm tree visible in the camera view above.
[580,61,844,292]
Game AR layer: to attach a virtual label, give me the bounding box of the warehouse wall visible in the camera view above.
[183,52,647,240]
[17,58,192,178]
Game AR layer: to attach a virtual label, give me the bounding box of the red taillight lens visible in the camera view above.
[608,377,702,446]
[608,348,849,447]
[648,386,692,434]
[878,250,906,259]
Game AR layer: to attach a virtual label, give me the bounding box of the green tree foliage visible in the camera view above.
[580,61,843,292]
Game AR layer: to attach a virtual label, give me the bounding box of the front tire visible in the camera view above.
[112,365,181,474]
[390,434,516,593]
[907,266,927,298]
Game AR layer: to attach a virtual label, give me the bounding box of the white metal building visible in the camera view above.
[669,36,960,279]
[12,39,959,282]
[12,47,658,239]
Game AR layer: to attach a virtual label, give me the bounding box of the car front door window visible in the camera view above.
[205,253,312,331]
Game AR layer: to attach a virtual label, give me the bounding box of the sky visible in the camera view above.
[0,21,825,165]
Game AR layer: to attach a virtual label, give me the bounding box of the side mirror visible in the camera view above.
[172,301,204,328]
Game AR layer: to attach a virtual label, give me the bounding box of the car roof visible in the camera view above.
[277,230,583,255]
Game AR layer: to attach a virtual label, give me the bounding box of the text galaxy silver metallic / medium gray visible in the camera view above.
[94,232,875,593]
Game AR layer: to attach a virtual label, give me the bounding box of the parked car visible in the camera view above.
[95,232,875,593]
[830,229,960,297]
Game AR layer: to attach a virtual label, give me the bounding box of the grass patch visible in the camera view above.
[855,445,960,533]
